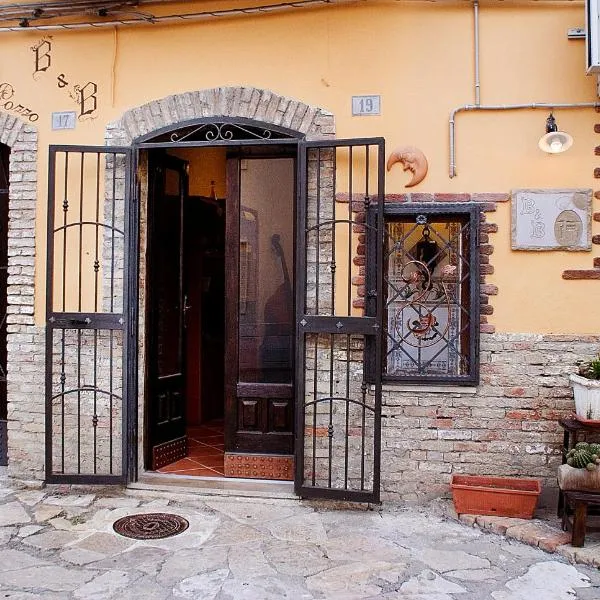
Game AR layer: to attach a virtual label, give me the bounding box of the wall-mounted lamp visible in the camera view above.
[538,113,573,154]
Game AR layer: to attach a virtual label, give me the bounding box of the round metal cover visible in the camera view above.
[113,512,189,540]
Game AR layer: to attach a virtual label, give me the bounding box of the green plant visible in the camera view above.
[577,356,600,380]
[566,442,600,470]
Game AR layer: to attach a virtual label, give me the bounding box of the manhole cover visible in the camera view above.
[113,513,189,539]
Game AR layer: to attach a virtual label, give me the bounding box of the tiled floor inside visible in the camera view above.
[157,420,225,477]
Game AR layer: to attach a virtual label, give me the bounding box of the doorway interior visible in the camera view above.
[144,145,296,480]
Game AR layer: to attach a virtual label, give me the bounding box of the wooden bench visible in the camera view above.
[561,490,600,547]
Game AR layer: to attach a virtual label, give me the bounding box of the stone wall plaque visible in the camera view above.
[511,188,592,251]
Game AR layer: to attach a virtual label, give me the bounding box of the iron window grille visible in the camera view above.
[376,203,480,385]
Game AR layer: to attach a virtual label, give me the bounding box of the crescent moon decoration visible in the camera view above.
[386,145,429,188]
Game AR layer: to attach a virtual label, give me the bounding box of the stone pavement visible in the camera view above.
[1,472,600,599]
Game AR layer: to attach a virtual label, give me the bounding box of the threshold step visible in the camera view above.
[129,471,297,500]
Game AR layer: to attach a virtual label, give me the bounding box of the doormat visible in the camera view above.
[113,513,189,539]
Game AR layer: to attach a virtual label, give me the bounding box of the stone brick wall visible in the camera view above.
[0,112,45,482]
[380,333,600,504]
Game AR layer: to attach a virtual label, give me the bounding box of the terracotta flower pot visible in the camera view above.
[451,474,541,519]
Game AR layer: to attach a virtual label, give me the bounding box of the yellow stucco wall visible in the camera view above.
[0,0,598,333]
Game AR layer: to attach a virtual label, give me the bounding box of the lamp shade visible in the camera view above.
[538,130,573,154]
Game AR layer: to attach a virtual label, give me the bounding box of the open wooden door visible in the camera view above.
[147,153,190,469]
[224,156,295,461]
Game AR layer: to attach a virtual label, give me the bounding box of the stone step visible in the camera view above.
[129,472,297,501]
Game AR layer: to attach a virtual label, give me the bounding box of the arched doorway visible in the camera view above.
[135,118,303,479]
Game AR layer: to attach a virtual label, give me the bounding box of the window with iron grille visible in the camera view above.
[381,204,480,385]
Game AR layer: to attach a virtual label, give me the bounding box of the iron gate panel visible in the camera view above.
[45,146,135,484]
[295,138,384,502]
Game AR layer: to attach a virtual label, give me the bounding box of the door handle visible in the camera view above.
[183,294,191,328]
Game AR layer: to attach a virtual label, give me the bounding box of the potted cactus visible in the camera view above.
[558,442,600,491]
[570,355,600,422]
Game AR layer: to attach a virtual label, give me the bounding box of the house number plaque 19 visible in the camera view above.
[352,95,381,116]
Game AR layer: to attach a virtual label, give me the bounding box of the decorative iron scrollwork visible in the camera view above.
[165,121,294,144]
[385,216,470,378]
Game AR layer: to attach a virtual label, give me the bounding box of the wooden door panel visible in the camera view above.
[224,156,296,458]
[239,399,260,430]
[269,400,291,432]
[147,153,189,469]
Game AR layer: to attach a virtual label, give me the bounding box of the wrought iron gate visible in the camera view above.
[45,146,136,484]
[295,138,384,502]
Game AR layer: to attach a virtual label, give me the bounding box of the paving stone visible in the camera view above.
[73,570,134,599]
[326,534,409,562]
[15,490,46,506]
[205,498,304,526]
[73,531,135,555]
[0,565,95,591]
[114,577,170,600]
[266,512,327,545]
[0,525,16,544]
[220,575,314,600]
[306,561,397,599]
[228,540,275,578]
[415,548,490,572]
[0,501,31,526]
[44,494,95,507]
[16,524,43,537]
[49,516,87,531]
[203,519,264,547]
[87,546,169,573]
[93,496,141,509]
[491,561,591,599]
[262,539,332,577]
[158,546,228,584]
[0,548,50,571]
[172,568,229,599]
[23,529,82,549]
[33,505,64,522]
[445,567,506,581]
[60,547,107,565]
[400,570,468,595]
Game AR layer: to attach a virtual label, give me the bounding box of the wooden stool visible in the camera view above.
[561,490,600,547]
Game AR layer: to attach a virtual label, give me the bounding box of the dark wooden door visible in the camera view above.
[224,156,295,455]
[147,153,189,469]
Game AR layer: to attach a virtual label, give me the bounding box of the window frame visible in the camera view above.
[375,202,481,386]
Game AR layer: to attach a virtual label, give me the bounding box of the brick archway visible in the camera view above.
[106,87,335,145]
[0,112,42,481]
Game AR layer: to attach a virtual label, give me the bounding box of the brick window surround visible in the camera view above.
[338,192,509,336]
